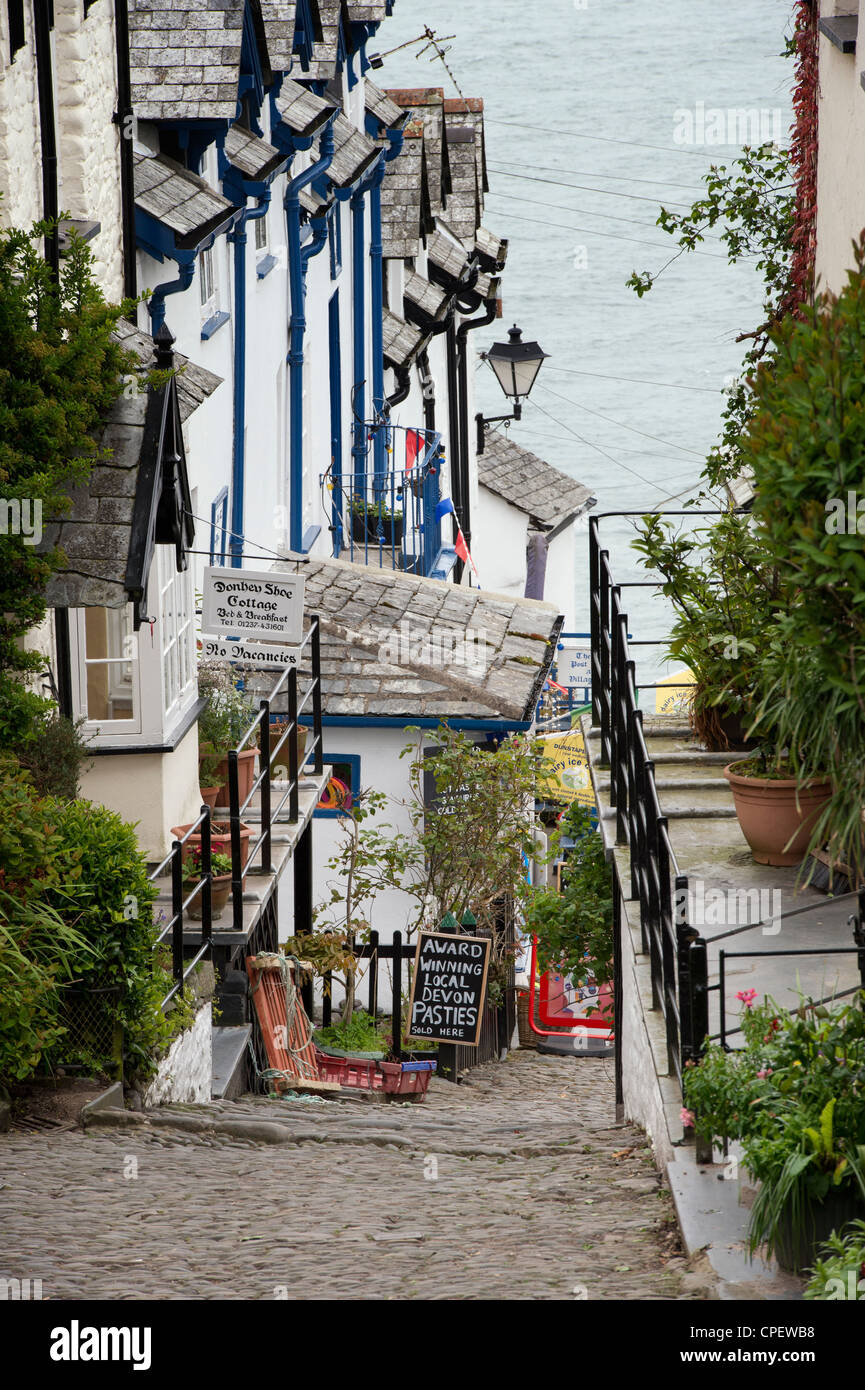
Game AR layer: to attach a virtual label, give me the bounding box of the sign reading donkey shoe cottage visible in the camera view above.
[407,930,491,1046]
[202,568,305,644]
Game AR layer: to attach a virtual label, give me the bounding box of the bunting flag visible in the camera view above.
[435,496,480,579]
[406,429,423,471]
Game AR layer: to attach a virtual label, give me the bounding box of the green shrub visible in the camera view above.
[804,1219,865,1299]
[15,714,90,801]
[524,804,613,989]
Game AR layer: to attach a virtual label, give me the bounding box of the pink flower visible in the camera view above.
[680,1107,696,1127]
[736,989,758,1009]
[756,1068,773,1079]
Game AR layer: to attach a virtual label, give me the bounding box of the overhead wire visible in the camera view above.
[534,381,706,460]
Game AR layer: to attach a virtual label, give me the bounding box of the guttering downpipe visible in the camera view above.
[33,0,59,279]
[286,115,337,553]
[386,361,411,409]
[345,154,384,486]
[370,126,404,479]
[114,0,137,299]
[147,258,196,334]
[228,186,271,566]
[453,298,498,580]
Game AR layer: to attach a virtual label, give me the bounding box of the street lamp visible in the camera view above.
[476,324,549,454]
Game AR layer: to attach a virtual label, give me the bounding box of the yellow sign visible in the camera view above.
[654,667,696,716]
[538,729,596,807]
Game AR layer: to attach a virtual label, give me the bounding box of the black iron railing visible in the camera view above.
[149,615,324,1007]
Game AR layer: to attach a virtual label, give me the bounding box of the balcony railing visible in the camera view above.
[149,615,325,1008]
[325,427,444,577]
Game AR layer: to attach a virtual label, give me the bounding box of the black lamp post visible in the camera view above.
[476,324,549,454]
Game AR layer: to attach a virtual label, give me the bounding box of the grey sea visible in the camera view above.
[379,0,793,669]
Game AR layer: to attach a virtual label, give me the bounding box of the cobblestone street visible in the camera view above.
[0,1053,710,1301]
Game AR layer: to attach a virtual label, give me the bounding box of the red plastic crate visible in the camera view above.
[314,1048,384,1091]
[379,1060,435,1100]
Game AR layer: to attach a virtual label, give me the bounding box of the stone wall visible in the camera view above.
[143,1002,212,1107]
[0,7,43,228]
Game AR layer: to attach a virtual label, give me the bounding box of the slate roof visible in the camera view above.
[270,556,562,722]
[478,429,596,533]
[364,79,408,134]
[380,121,430,258]
[223,126,285,181]
[305,0,341,79]
[346,2,387,20]
[40,323,222,610]
[404,269,448,325]
[382,308,423,369]
[475,224,508,271]
[443,117,480,245]
[259,2,297,72]
[384,87,450,216]
[444,98,488,197]
[128,0,245,121]
[134,147,237,249]
[274,77,335,138]
[427,228,471,284]
[329,112,380,189]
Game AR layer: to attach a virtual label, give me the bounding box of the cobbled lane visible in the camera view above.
[0,1052,709,1300]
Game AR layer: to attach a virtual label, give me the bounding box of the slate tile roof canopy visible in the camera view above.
[328,112,380,189]
[444,98,488,195]
[427,228,473,290]
[384,86,450,216]
[274,555,563,722]
[475,224,509,272]
[404,269,449,325]
[364,79,409,134]
[274,77,336,137]
[478,429,596,533]
[134,147,237,249]
[382,308,424,369]
[346,2,387,20]
[259,2,297,72]
[128,0,245,121]
[223,125,285,181]
[380,122,431,259]
[40,323,223,611]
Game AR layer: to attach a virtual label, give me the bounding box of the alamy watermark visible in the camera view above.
[0,498,42,545]
[675,881,782,935]
[377,619,489,675]
[673,102,783,148]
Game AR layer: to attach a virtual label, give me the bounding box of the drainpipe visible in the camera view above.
[147,258,195,334]
[227,188,271,566]
[369,127,404,480]
[33,0,59,279]
[285,116,337,553]
[453,298,498,582]
[114,0,137,299]
[342,152,385,486]
[386,362,411,409]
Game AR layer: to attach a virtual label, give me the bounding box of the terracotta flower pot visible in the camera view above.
[185,873,232,922]
[200,785,221,812]
[211,746,258,807]
[723,763,832,867]
[268,724,308,780]
[171,820,252,872]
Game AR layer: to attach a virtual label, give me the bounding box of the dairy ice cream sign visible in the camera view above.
[202,568,305,644]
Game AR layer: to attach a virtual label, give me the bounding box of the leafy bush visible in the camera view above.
[524,804,613,989]
[804,1219,865,1300]
[684,996,865,1262]
[14,714,90,800]
[314,1010,384,1055]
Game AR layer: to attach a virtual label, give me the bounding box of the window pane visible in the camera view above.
[83,606,136,722]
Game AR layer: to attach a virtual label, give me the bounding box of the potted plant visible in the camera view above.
[722,748,833,867]
[684,994,865,1273]
[182,847,234,921]
[197,661,260,806]
[350,495,403,547]
[268,716,308,782]
[170,818,252,873]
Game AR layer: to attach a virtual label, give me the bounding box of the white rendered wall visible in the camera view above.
[815,19,865,296]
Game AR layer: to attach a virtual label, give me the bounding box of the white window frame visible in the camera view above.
[199,245,217,320]
[254,210,268,252]
[69,555,198,749]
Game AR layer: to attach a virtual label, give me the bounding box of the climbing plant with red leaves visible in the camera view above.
[786,0,818,313]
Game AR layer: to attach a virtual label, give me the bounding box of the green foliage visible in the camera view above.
[0,220,134,736]
[14,714,90,800]
[0,893,94,1082]
[804,1219,865,1299]
[684,996,865,1263]
[182,847,233,882]
[740,237,865,878]
[523,804,613,990]
[314,1010,384,1055]
[197,660,259,761]
[632,511,784,751]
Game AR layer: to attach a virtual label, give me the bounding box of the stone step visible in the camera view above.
[211,1025,251,1101]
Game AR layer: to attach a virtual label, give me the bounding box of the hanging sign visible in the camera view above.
[202,568,305,643]
[537,728,596,808]
[407,930,491,1045]
[199,637,300,670]
[556,643,591,693]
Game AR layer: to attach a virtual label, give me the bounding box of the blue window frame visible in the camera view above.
[209,487,229,564]
[328,206,342,279]
[314,753,360,818]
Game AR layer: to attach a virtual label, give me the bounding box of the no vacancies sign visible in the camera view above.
[202,568,305,643]
[407,930,491,1046]
[200,638,300,670]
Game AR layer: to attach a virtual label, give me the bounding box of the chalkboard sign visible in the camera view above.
[407,930,491,1046]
